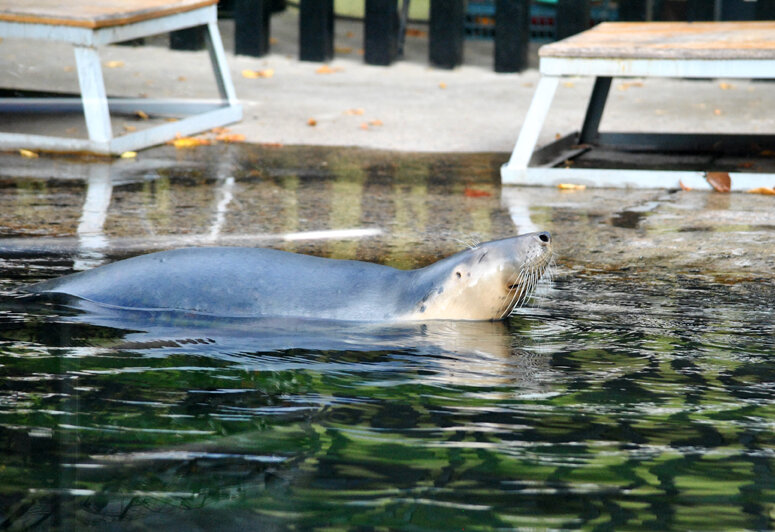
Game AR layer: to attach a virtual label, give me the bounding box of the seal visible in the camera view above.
[28,231,552,322]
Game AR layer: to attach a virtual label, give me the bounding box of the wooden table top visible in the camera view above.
[541,22,775,60]
[0,0,217,29]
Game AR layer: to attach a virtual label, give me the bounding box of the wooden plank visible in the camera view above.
[0,0,216,29]
[541,22,775,60]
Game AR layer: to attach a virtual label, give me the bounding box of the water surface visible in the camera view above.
[0,145,773,530]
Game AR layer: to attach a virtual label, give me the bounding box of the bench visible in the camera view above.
[501,21,775,190]
[0,0,241,154]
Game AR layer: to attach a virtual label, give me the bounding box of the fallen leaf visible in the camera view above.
[63,65,74,73]
[405,28,427,38]
[135,110,149,120]
[307,118,317,126]
[464,187,492,198]
[719,82,733,90]
[345,108,365,115]
[177,76,187,82]
[19,149,38,158]
[747,187,775,195]
[563,81,575,88]
[269,37,279,45]
[360,122,369,130]
[315,65,343,74]
[334,46,353,54]
[617,81,643,91]
[760,149,775,157]
[713,108,723,116]
[165,117,179,122]
[439,82,447,89]
[557,183,586,191]
[169,136,210,148]
[216,133,245,143]
[105,60,125,68]
[211,127,230,134]
[242,68,274,79]
[123,124,137,132]
[120,151,137,159]
[260,142,284,148]
[706,171,731,193]
[737,161,755,169]
[345,31,355,39]
[369,119,383,127]
[679,180,692,191]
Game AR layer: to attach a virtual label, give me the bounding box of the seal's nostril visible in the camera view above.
[537,232,551,244]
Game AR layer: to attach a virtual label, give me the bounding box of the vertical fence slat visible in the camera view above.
[300,0,334,62]
[365,0,399,66]
[495,0,530,73]
[235,0,272,56]
[556,0,590,40]
[429,0,465,69]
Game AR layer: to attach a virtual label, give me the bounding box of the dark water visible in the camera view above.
[0,146,774,530]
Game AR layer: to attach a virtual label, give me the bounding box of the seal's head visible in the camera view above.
[408,231,553,321]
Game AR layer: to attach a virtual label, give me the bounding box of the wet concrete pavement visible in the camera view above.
[0,9,773,282]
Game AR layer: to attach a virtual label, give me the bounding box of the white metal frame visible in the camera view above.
[0,5,242,155]
[501,55,775,190]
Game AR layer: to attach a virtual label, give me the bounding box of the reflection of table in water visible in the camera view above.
[501,21,775,190]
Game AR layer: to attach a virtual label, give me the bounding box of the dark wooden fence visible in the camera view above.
[169,0,775,73]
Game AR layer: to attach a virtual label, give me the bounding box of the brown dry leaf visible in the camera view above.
[360,122,369,130]
[464,187,492,198]
[747,187,775,195]
[345,108,365,116]
[679,180,692,191]
[135,110,149,120]
[307,118,317,127]
[170,136,211,148]
[315,65,343,74]
[242,68,274,79]
[105,60,125,68]
[760,149,775,157]
[405,28,428,38]
[269,37,279,45]
[334,46,353,54]
[557,183,586,191]
[719,82,733,90]
[211,127,230,134]
[177,76,187,82]
[19,149,38,158]
[706,171,731,193]
[369,119,383,127]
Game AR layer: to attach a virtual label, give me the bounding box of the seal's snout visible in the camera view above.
[535,231,551,245]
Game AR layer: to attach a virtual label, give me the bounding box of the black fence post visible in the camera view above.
[757,0,775,19]
[299,0,334,62]
[365,0,399,66]
[686,0,714,21]
[556,0,590,40]
[495,0,530,73]
[235,0,272,56]
[618,0,648,21]
[429,0,465,69]
[170,27,206,50]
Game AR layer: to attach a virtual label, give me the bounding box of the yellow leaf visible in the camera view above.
[120,151,137,159]
[135,110,149,120]
[169,136,210,148]
[19,149,38,158]
[719,82,733,90]
[105,60,125,68]
[307,118,317,127]
[369,119,383,127]
[315,65,343,74]
[242,68,274,79]
[439,82,447,89]
[557,183,586,190]
[216,133,245,143]
[747,187,775,195]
